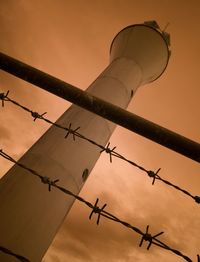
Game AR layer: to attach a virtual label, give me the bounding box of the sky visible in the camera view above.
[0,0,200,261]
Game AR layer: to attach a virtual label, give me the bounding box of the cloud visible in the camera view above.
[0,125,11,141]
[43,188,172,262]
[43,162,199,262]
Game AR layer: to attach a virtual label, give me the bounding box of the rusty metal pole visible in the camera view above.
[0,50,199,162]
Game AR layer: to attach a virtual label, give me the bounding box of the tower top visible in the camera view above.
[110,21,170,84]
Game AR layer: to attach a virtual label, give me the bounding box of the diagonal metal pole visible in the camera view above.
[0,51,200,163]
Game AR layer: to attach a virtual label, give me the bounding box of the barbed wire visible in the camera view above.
[0,246,30,262]
[0,149,196,262]
[0,91,199,205]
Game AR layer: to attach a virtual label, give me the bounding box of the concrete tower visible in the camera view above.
[0,21,170,261]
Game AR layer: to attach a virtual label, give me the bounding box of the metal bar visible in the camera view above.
[0,52,199,163]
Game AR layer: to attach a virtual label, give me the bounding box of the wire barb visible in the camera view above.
[139,225,164,250]
[64,123,80,140]
[194,196,200,204]
[0,90,9,107]
[147,168,161,185]
[31,111,47,121]
[40,176,59,191]
[89,198,107,225]
[100,142,117,163]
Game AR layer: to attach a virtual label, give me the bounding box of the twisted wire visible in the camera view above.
[0,91,199,204]
[0,149,194,262]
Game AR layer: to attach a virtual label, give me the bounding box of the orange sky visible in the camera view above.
[0,1,200,261]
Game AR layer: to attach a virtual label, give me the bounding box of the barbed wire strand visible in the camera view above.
[0,246,30,262]
[0,149,195,262]
[0,91,199,205]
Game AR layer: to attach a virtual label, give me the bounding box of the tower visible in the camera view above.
[0,22,170,261]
